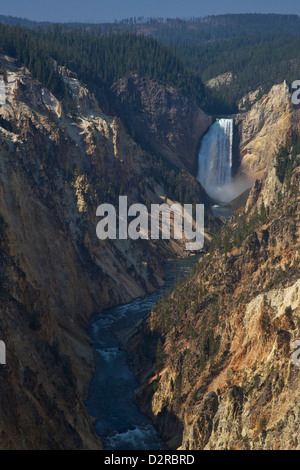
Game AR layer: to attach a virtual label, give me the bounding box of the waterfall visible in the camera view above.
[197,118,234,202]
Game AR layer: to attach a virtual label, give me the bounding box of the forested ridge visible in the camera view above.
[2,13,300,39]
[171,33,300,106]
[1,14,300,113]
[0,23,229,114]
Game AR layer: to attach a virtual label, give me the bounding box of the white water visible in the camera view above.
[197,118,234,202]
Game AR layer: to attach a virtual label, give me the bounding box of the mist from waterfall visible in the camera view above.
[197,118,240,202]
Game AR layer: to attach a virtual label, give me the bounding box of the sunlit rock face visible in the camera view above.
[128,143,300,450]
[235,81,300,182]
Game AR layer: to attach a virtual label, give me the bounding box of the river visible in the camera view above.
[86,255,200,450]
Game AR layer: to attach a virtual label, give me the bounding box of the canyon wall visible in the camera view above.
[0,55,211,448]
[128,137,300,450]
[112,73,213,175]
[235,81,300,181]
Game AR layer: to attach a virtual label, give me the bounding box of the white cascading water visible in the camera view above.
[197,118,234,202]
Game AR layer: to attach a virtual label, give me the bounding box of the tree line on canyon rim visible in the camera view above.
[3,14,300,114]
[0,24,223,114]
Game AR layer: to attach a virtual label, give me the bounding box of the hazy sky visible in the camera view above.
[0,0,299,23]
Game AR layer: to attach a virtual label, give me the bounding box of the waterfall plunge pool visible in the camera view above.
[197,117,251,217]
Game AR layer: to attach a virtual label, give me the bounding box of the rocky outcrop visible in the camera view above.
[206,72,234,90]
[111,73,212,175]
[128,140,300,449]
[238,88,262,111]
[235,81,300,181]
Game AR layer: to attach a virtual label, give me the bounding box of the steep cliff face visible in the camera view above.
[0,54,211,449]
[128,143,300,449]
[112,73,213,175]
[235,82,299,181]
